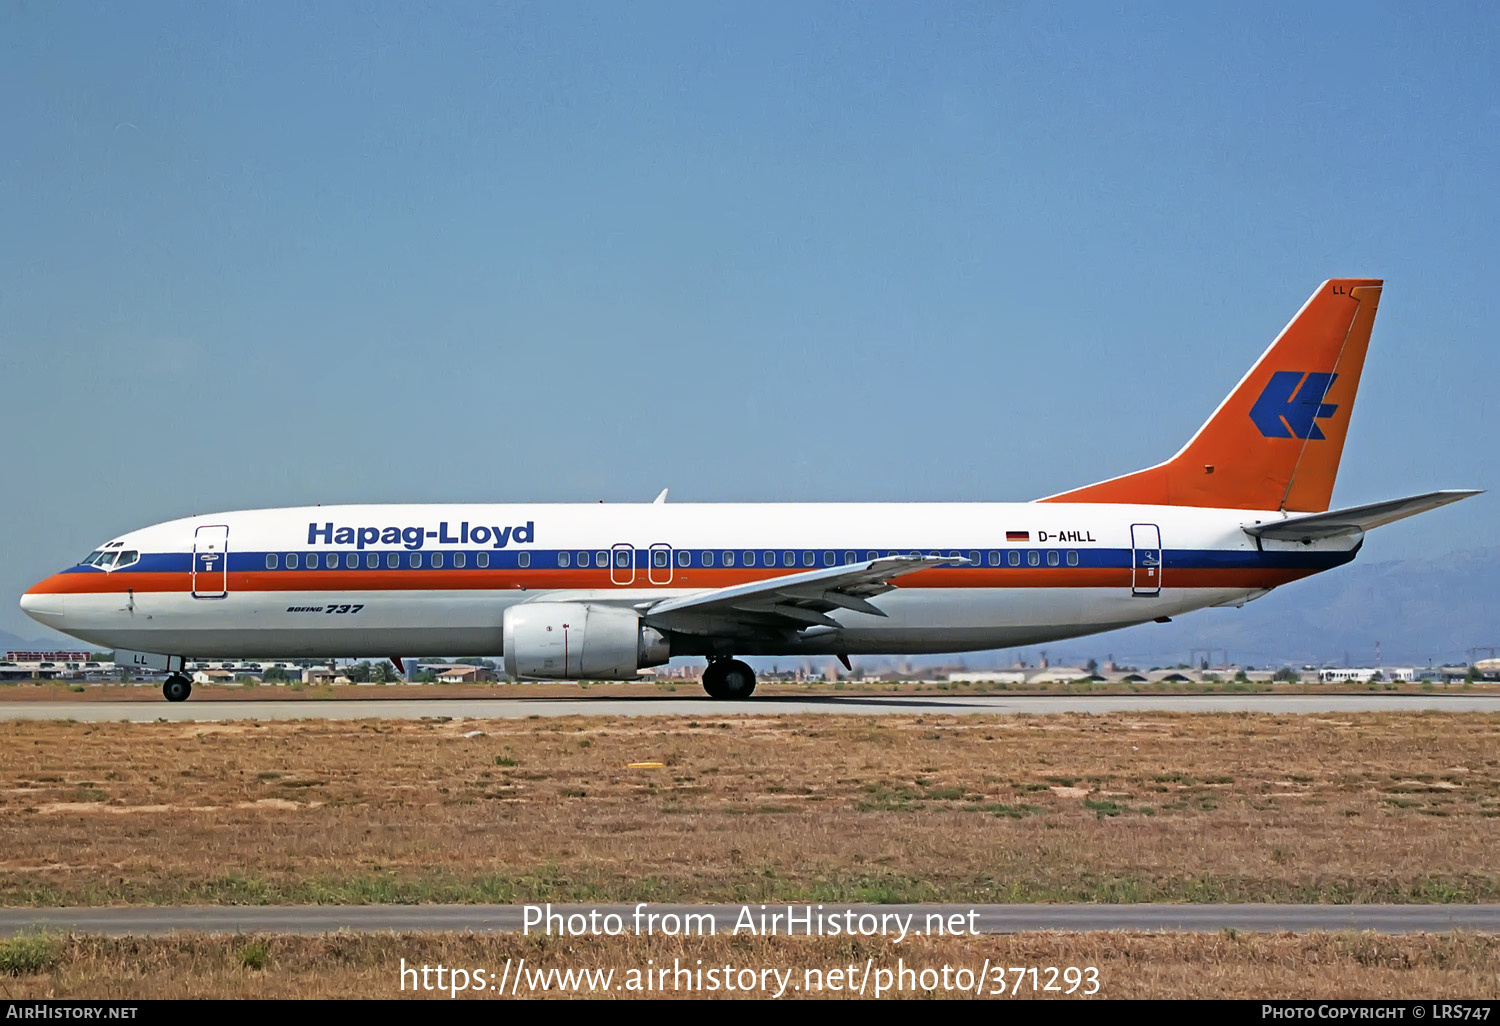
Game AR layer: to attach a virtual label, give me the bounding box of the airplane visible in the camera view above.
[19,278,1479,702]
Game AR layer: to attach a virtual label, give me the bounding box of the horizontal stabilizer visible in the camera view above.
[1244,489,1481,541]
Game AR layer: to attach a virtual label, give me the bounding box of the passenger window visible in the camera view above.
[454,552,466,568]
[743,552,755,567]
[844,551,856,564]
[432,553,443,569]
[366,553,378,568]
[387,553,399,569]
[346,553,358,568]
[1066,550,1079,566]
[653,549,669,569]
[1008,551,1021,566]
[408,553,420,568]
[577,552,589,567]
[867,551,878,561]
[801,551,813,567]
[823,551,835,566]
[969,550,980,565]
[1047,551,1060,566]
[558,552,570,568]
[477,552,489,568]
[767,551,778,567]
[1027,551,1040,567]
[518,552,530,568]
[286,553,299,569]
[266,554,279,570]
[614,550,630,568]
[988,551,999,566]
[721,551,732,567]
[677,550,690,567]
[595,551,608,567]
[307,553,319,569]
[703,551,715,567]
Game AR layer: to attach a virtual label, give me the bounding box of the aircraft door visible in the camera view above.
[192,525,229,599]
[647,544,673,585]
[1130,523,1162,596]
[609,544,635,586]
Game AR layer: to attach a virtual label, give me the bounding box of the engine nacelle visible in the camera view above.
[502,602,670,680]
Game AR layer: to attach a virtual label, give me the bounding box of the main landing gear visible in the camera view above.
[702,658,756,700]
[162,674,192,703]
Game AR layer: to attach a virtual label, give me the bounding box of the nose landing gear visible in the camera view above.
[702,658,756,700]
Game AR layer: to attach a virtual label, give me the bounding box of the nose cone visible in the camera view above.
[20,580,67,629]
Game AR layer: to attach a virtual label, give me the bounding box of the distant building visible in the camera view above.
[429,664,499,683]
[1316,667,1422,683]
[1027,667,1095,683]
[946,671,1029,685]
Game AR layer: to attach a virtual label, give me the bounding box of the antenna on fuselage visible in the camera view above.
[653,488,669,504]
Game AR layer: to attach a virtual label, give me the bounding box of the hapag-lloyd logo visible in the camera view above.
[307,521,534,550]
[1249,371,1339,440]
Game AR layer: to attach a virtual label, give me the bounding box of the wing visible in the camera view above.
[642,555,965,637]
[1243,489,1481,542]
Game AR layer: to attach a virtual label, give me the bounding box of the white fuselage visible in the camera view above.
[20,502,1356,660]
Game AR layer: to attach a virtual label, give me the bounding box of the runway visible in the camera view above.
[1,693,1498,721]
[2,903,1495,937]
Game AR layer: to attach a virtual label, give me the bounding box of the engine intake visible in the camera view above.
[502,602,670,680]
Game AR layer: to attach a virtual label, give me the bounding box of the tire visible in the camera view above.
[163,676,192,703]
[701,662,727,699]
[718,660,757,700]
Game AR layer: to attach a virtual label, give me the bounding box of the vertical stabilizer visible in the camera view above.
[1041,279,1382,512]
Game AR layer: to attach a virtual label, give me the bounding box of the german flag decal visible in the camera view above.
[1006,531,1029,541]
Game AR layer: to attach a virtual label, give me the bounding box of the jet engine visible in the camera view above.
[502,602,670,680]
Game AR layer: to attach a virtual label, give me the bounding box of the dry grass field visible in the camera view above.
[2,930,1497,999]
[1,712,1496,907]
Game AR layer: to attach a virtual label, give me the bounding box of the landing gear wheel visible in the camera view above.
[702,658,756,700]
[163,674,192,703]
[702,661,727,699]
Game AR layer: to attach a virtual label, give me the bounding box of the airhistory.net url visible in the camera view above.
[397,957,1102,998]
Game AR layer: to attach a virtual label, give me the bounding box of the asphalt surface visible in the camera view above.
[2,903,1495,936]
[2,694,1498,721]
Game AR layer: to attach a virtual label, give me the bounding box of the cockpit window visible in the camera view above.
[94,551,119,568]
[114,550,139,569]
[80,551,103,565]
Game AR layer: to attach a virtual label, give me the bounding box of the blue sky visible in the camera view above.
[3,2,1496,640]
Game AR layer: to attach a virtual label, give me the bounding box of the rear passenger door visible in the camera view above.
[192,525,229,599]
[1130,523,1162,597]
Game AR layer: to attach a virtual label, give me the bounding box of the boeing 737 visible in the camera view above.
[19,279,1479,701]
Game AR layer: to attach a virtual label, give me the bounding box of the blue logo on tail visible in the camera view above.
[1249,371,1339,439]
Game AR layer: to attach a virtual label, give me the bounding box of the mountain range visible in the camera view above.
[1011,545,1499,670]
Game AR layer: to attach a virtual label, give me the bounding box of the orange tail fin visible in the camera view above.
[1041,278,1382,513]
